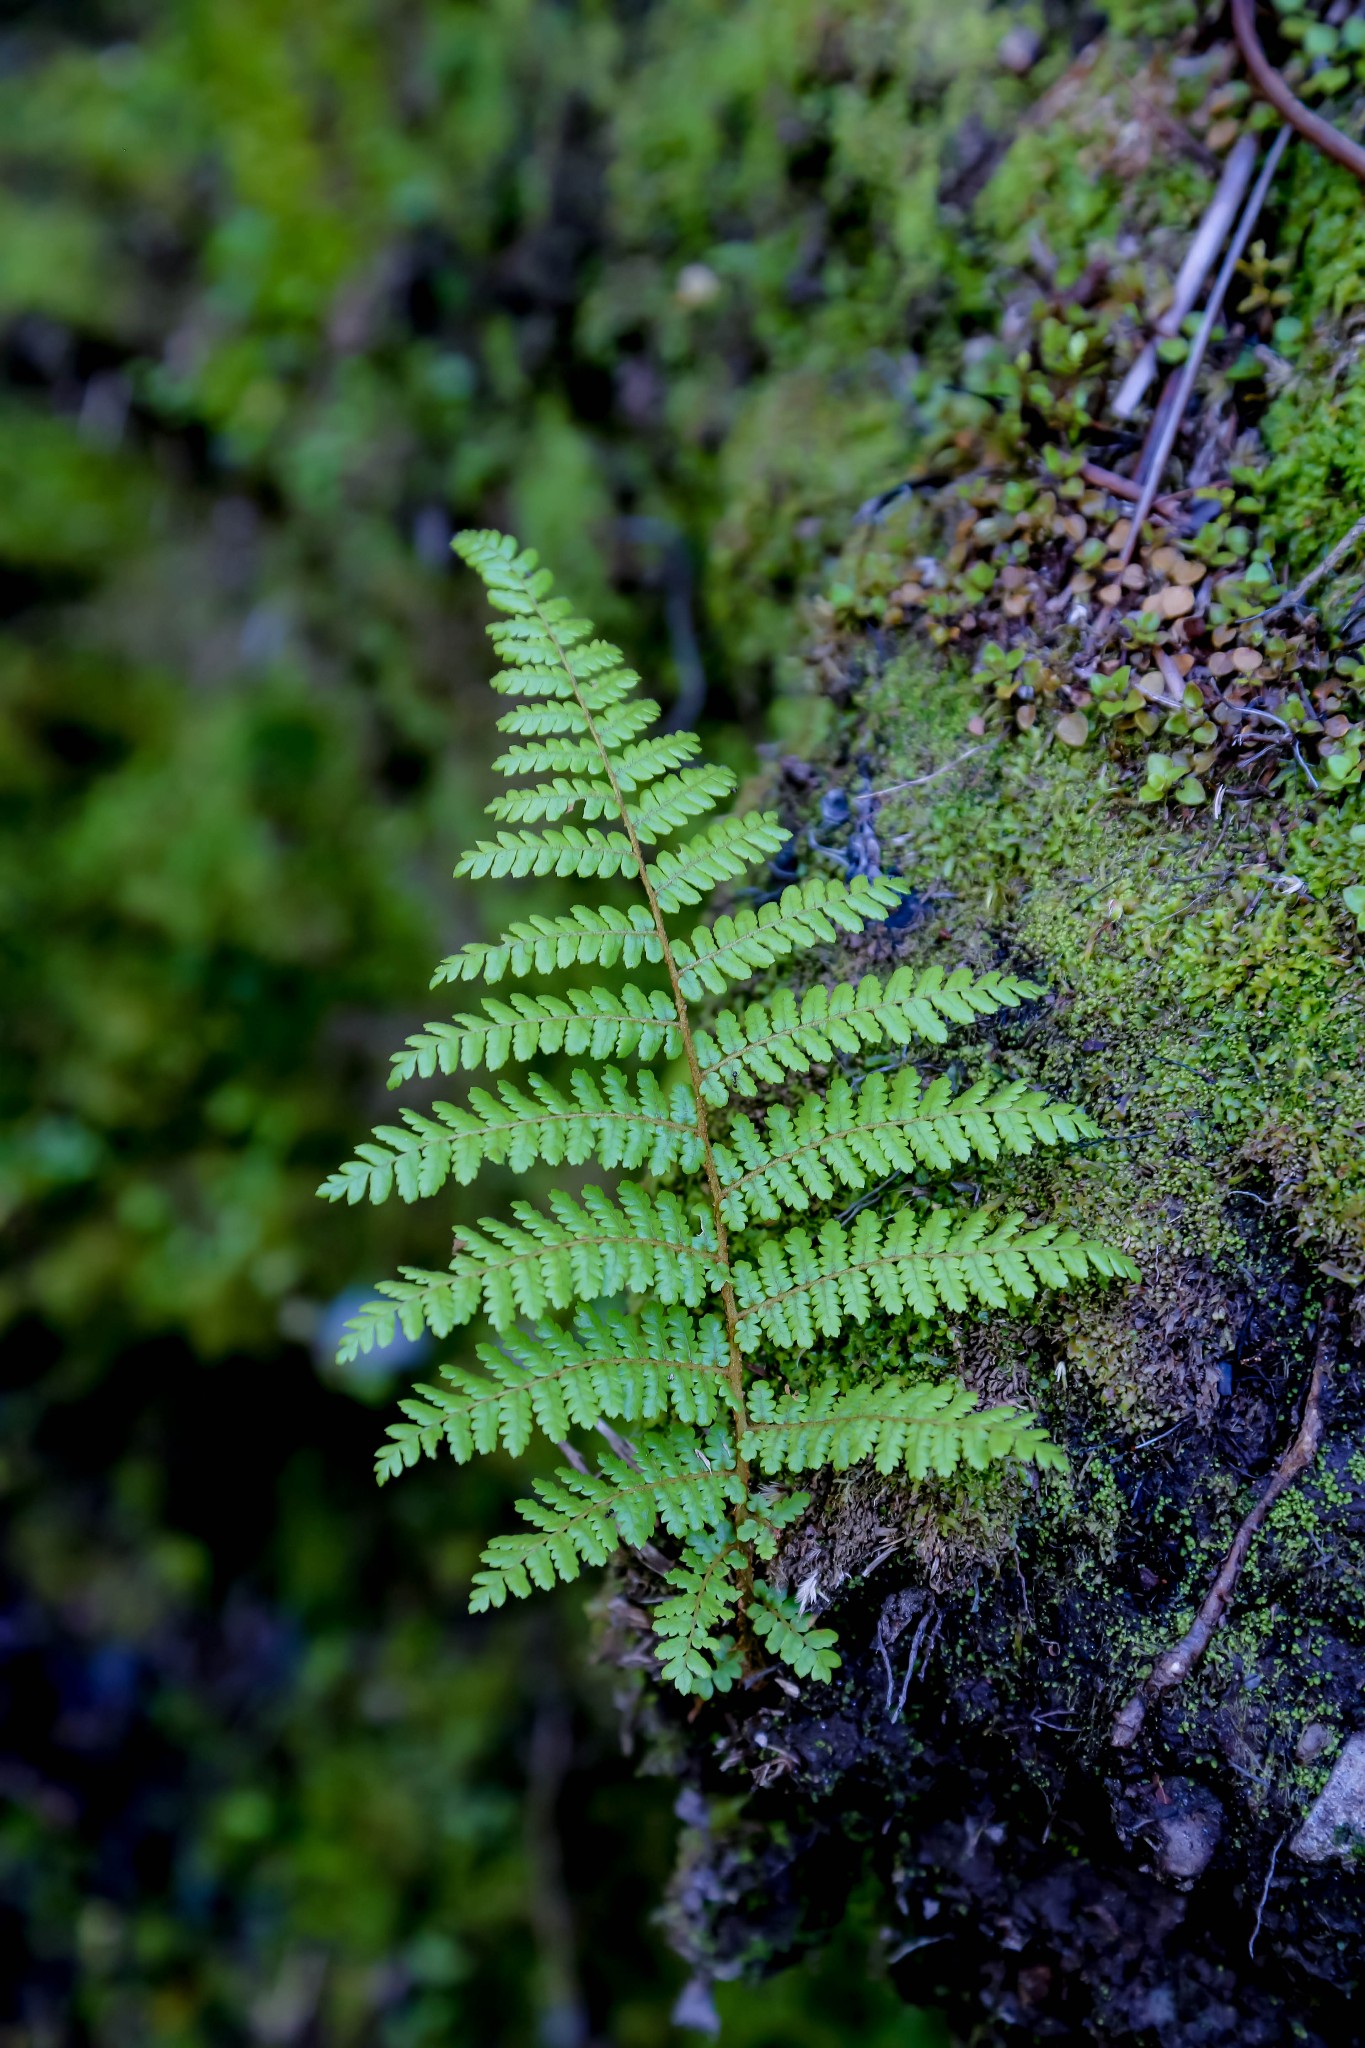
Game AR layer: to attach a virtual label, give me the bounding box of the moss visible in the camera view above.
[1260,145,1365,577]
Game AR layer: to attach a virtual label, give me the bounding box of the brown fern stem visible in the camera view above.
[532,595,756,1600]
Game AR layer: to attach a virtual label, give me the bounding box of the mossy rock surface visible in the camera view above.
[613,12,1365,2041]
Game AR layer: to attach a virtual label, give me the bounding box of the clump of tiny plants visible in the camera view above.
[322,531,1138,1697]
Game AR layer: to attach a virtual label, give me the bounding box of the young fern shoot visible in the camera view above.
[322,531,1138,1698]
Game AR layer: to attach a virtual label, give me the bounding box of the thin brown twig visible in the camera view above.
[1248,1830,1286,1958]
[1117,125,1290,570]
[1110,1292,1340,1748]
[1078,460,1183,517]
[1240,509,1365,625]
[1232,0,1365,183]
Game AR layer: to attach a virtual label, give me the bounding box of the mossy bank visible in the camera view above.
[610,7,1365,2042]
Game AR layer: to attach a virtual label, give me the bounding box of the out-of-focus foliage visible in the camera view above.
[0,0,1041,2036]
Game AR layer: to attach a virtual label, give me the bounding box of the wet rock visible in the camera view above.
[1295,1721,1337,1765]
[1117,1777,1224,1889]
[1152,1802,1222,1886]
[1291,1732,1365,1864]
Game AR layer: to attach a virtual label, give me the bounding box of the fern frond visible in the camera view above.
[332,528,1140,1700]
[340,1182,722,1351]
[627,765,737,842]
[494,696,660,744]
[486,775,629,824]
[320,1068,701,1204]
[693,967,1043,1102]
[742,1376,1064,1480]
[486,763,735,839]
[647,812,791,913]
[748,1583,841,1682]
[732,1207,1138,1351]
[430,906,663,988]
[468,1426,737,1605]
[389,985,682,1083]
[454,825,637,882]
[653,1534,745,1696]
[487,640,635,714]
[493,730,701,787]
[714,1071,1098,1226]
[671,875,904,1000]
[374,1304,732,1478]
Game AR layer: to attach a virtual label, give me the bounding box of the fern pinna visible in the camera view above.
[322,531,1137,1698]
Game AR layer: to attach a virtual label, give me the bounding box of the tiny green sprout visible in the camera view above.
[1138,753,1185,803]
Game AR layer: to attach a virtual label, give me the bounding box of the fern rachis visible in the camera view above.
[322,531,1139,1698]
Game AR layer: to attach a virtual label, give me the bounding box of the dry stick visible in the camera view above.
[1078,461,1184,518]
[1117,125,1290,572]
[1232,0,1365,184]
[1240,508,1365,626]
[1110,1294,1340,1749]
[1114,133,1259,421]
[1248,1831,1286,1960]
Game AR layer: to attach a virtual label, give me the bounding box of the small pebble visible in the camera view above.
[1296,1721,1336,1765]
[997,24,1042,74]
[674,262,722,309]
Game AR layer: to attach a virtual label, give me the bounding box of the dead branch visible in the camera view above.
[1241,509,1365,626]
[1117,126,1289,569]
[1113,134,1258,420]
[1110,1293,1341,1748]
[1078,460,1183,518]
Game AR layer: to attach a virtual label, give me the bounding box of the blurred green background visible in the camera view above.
[0,0,1049,2038]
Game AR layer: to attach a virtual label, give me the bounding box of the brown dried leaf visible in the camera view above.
[1144,584,1194,619]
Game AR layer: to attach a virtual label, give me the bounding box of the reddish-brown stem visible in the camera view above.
[1111,1295,1340,1748]
[1232,0,1365,184]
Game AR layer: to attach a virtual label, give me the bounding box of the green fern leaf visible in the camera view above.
[742,1376,1064,1480]
[454,825,637,882]
[486,763,734,839]
[333,528,1140,1699]
[647,812,791,913]
[430,906,663,988]
[693,967,1043,1102]
[714,1071,1098,1226]
[486,775,628,825]
[732,1207,1139,1351]
[672,874,904,999]
[321,1068,701,1202]
[468,1426,738,1606]
[389,985,682,1083]
[340,1182,723,1352]
[374,1304,732,1477]
[748,1583,841,1682]
[494,696,660,745]
[627,764,737,841]
[494,730,702,787]
[652,1535,745,1696]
